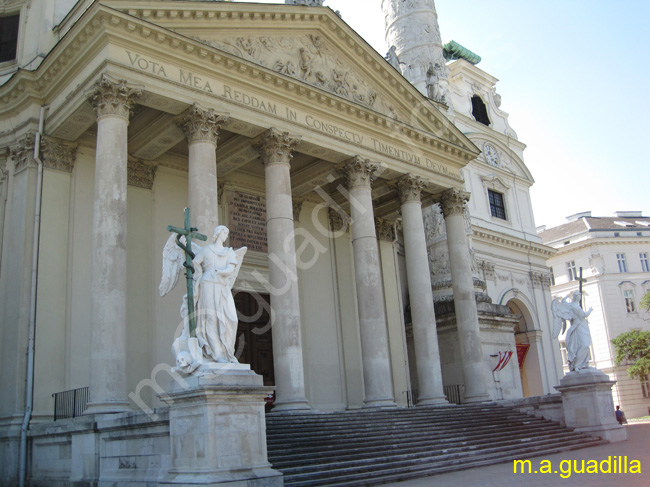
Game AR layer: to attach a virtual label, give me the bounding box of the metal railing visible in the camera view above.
[443,384,463,405]
[52,387,89,421]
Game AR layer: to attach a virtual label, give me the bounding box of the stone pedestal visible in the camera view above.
[555,369,627,443]
[159,367,283,487]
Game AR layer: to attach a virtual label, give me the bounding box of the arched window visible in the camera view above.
[471,95,490,126]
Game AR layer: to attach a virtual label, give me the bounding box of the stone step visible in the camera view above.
[266,404,607,486]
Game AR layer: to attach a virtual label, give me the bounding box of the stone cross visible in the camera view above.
[167,208,207,337]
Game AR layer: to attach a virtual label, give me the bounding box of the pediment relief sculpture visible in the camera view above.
[194,33,406,122]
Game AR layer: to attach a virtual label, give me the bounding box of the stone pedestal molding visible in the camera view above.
[159,370,283,486]
[439,189,490,402]
[343,157,396,408]
[555,369,627,443]
[397,175,447,405]
[178,104,229,236]
[85,74,142,414]
[255,128,310,411]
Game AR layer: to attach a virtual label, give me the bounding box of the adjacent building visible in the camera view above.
[540,211,650,418]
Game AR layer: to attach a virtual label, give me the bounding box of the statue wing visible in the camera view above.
[551,296,572,338]
[159,234,186,296]
[227,247,247,289]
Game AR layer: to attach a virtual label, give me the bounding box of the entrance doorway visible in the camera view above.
[233,291,275,387]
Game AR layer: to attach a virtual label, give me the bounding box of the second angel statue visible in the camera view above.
[160,225,247,375]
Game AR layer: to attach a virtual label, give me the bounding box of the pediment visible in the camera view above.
[105,1,477,155]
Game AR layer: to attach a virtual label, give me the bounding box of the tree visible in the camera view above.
[641,290,650,313]
[611,330,650,380]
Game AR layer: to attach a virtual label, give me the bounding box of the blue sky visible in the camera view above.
[238,1,650,228]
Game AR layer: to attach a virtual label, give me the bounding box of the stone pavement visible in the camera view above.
[385,423,649,487]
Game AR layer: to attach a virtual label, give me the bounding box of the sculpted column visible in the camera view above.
[85,75,141,414]
[344,157,396,408]
[255,129,309,411]
[179,104,228,235]
[397,175,447,405]
[440,189,490,402]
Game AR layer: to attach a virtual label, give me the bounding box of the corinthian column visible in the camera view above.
[178,104,228,236]
[85,75,141,414]
[397,175,446,405]
[344,157,396,408]
[439,189,490,402]
[255,128,309,411]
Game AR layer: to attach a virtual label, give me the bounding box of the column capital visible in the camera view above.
[88,74,142,120]
[439,188,470,217]
[254,128,301,166]
[128,159,157,189]
[342,156,379,189]
[178,104,229,144]
[396,173,428,204]
[329,208,351,233]
[10,134,36,174]
[375,217,397,242]
[42,137,77,173]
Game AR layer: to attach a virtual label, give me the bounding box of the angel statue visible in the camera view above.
[552,291,594,372]
[160,225,247,374]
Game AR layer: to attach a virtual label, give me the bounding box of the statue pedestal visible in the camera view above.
[555,368,627,443]
[159,366,283,486]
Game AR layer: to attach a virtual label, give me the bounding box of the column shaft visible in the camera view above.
[440,189,490,402]
[345,158,395,408]
[179,105,228,235]
[398,176,446,405]
[85,76,141,413]
[256,129,309,411]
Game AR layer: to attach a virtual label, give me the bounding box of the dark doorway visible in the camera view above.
[234,291,275,387]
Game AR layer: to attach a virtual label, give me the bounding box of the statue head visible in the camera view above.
[572,291,582,303]
[212,225,229,243]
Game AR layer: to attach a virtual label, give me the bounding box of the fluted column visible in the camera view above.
[344,157,396,408]
[85,75,141,414]
[255,128,309,411]
[178,104,228,236]
[439,189,490,402]
[397,175,447,405]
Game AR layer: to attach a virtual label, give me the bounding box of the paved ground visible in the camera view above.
[385,423,649,487]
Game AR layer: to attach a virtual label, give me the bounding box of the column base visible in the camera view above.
[416,395,449,407]
[555,368,627,443]
[363,397,397,409]
[462,393,491,404]
[271,399,311,413]
[84,400,130,415]
[159,370,282,485]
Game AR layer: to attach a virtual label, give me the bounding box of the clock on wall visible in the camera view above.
[483,144,499,167]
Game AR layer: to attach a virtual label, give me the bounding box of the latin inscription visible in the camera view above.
[227,191,268,253]
[123,50,459,178]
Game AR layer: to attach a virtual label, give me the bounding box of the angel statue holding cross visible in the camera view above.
[159,210,246,375]
[552,291,593,373]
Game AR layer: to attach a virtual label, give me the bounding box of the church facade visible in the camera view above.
[1,0,561,484]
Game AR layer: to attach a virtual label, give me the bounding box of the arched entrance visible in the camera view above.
[507,299,545,397]
[233,291,275,387]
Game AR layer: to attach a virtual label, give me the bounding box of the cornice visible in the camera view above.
[473,228,556,258]
[549,236,650,257]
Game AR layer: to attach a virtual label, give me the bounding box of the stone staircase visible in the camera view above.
[266,403,606,486]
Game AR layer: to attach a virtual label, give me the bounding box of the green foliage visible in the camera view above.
[640,291,650,312]
[611,330,650,380]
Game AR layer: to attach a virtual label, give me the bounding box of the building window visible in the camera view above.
[0,14,20,63]
[559,341,568,366]
[642,375,650,398]
[566,261,578,281]
[488,189,506,220]
[641,253,649,272]
[624,290,636,313]
[617,253,628,273]
[471,95,490,126]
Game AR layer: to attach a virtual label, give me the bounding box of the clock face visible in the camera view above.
[483,144,499,166]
